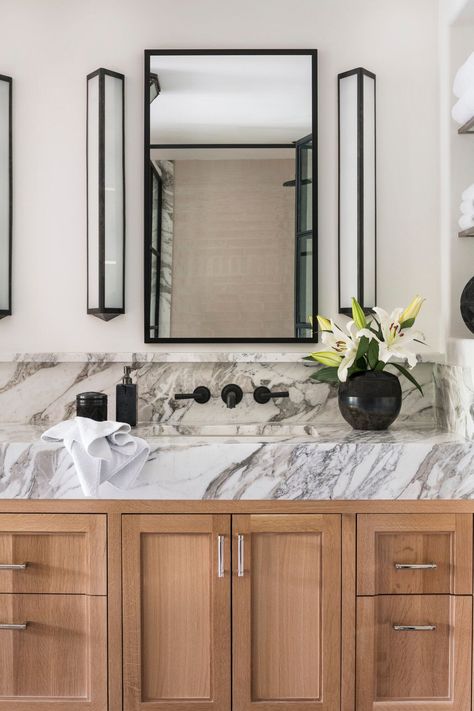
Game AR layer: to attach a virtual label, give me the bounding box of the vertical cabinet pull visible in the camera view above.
[237,534,245,577]
[217,535,225,578]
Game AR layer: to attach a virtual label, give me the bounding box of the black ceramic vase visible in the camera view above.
[338,371,402,431]
[460,276,474,334]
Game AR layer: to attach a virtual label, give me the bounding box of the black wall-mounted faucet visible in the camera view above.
[253,386,289,404]
[174,386,211,404]
[221,384,243,409]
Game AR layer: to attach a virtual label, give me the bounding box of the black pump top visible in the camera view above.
[122,366,133,385]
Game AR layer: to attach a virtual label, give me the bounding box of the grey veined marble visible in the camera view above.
[0,353,470,502]
[434,363,474,440]
[0,357,435,428]
[0,425,472,500]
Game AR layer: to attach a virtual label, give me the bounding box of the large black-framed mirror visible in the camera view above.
[144,49,318,343]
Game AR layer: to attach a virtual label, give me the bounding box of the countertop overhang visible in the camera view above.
[0,424,472,500]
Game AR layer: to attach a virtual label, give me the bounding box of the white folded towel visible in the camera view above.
[461,199,474,214]
[452,92,474,125]
[454,52,474,98]
[459,213,474,230]
[462,184,474,201]
[42,417,150,497]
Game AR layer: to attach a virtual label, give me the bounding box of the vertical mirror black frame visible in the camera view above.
[0,74,12,319]
[144,49,318,344]
[338,67,377,316]
[87,68,126,321]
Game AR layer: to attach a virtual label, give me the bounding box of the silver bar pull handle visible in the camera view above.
[217,535,225,578]
[393,624,436,632]
[0,623,28,630]
[0,563,27,570]
[237,534,245,577]
[394,563,437,570]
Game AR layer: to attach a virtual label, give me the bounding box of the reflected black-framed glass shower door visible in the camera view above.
[294,134,313,338]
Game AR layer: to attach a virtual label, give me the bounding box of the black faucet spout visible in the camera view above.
[221,384,243,409]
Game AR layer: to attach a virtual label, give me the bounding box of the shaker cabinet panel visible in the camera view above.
[0,514,107,595]
[0,593,107,710]
[357,514,472,595]
[356,594,472,711]
[122,514,231,711]
[232,514,341,711]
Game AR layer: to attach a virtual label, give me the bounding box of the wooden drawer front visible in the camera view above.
[357,514,472,595]
[0,593,107,710]
[356,595,472,711]
[0,514,106,595]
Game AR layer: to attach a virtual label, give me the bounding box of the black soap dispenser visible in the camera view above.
[116,366,137,427]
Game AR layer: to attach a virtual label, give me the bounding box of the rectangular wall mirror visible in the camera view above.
[144,49,317,343]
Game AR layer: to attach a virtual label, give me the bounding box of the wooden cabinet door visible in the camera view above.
[232,514,341,711]
[0,593,107,710]
[122,514,231,711]
[356,595,472,711]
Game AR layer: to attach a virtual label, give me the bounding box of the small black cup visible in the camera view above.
[76,392,108,421]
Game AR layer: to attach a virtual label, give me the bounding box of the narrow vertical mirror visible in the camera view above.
[144,50,317,343]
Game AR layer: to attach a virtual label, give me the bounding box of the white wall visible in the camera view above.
[438,0,474,341]
[448,24,474,338]
[0,0,441,352]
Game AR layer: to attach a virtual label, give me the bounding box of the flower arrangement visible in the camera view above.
[307,296,426,394]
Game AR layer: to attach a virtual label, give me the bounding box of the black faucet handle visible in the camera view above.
[253,386,289,404]
[174,386,211,404]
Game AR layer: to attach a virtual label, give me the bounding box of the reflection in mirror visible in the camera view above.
[144,51,317,342]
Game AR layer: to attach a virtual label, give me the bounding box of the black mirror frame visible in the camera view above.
[144,49,318,344]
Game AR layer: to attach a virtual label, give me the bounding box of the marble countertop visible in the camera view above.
[0,423,472,501]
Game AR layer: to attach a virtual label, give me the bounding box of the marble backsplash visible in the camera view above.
[0,354,436,428]
[434,363,474,440]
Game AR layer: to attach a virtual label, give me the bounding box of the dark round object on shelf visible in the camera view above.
[76,391,108,421]
[460,276,474,334]
[338,371,402,431]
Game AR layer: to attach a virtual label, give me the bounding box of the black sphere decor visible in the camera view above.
[460,276,474,334]
[338,371,402,431]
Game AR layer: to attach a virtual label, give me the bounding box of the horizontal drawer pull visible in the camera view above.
[0,623,28,631]
[393,624,436,632]
[0,563,28,570]
[394,563,437,570]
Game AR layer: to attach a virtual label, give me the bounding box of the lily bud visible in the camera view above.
[400,295,424,325]
[309,351,343,367]
[351,297,367,330]
[316,315,332,332]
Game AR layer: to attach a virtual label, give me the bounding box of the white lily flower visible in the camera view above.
[400,295,425,324]
[321,318,360,382]
[360,307,425,368]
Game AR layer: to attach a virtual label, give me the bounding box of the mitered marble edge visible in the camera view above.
[0,351,446,364]
[0,423,472,500]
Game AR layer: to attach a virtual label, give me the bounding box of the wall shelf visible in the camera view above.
[458,116,474,133]
[459,227,474,237]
